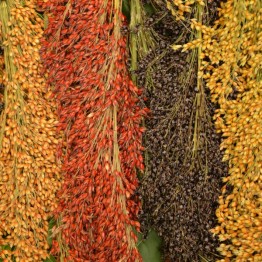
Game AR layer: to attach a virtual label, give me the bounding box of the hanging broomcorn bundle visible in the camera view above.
[40,0,147,261]
[0,0,61,261]
[173,0,262,260]
[137,1,227,260]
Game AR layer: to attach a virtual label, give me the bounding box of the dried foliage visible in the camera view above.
[0,0,61,261]
[39,0,147,261]
[173,0,262,260]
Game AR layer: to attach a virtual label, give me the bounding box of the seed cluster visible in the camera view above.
[0,0,260,261]
[174,0,262,260]
[39,0,147,261]
[136,2,227,261]
[0,0,61,261]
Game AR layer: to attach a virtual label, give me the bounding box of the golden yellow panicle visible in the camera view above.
[0,0,61,261]
[166,0,201,20]
[174,0,262,260]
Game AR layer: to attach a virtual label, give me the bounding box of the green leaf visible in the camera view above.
[1,244,11,250]
[0,245,15,261]
[138,230,162,262]
[47,217,56,246]
[122,0,130,22]
[144,3,156,16]
[48,217,56,229]
[43,255,56,262]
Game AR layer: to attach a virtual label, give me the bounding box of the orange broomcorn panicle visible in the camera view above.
[40,0,147,261]
[0,0,61,261]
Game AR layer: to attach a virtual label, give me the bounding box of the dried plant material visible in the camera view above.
[39,0,147,261]
[166,0,204,21]
[137,1,226,260]
[129,0,156,83]
[0,0,61,261]
[178,0,262,260]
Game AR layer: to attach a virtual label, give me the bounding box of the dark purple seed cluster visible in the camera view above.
[135,1,228,261]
